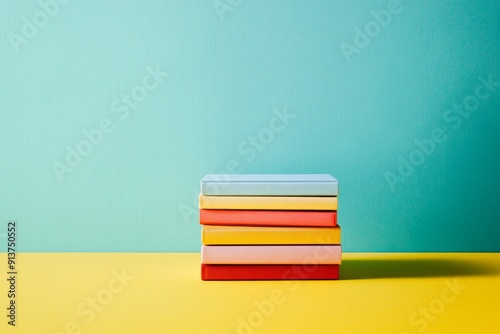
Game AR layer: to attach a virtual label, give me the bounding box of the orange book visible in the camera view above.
[199,209,337,227]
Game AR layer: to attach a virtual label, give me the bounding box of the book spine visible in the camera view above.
[202,225,341,245]
[201,245,342,264]
[201,264,339,280]
[201,181,338,196]
[200,210,337,227]
[199,194,338,211]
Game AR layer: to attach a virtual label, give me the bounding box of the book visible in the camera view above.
[202,225,341,245]
[200,209,337,227]
[199,194,337,211]
[200,174,338,196]
[201,245,342,264]
[201,264,339,280]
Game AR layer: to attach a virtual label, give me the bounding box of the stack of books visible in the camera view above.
[199,174,341,280]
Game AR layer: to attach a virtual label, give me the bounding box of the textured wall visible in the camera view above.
[1,0,499,251]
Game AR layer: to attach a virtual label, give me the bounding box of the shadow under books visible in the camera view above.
[341,257,499,280]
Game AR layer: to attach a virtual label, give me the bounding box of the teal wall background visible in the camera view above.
[1,0,499,252]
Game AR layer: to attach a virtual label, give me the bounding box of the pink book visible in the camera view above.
[201,245,342,264]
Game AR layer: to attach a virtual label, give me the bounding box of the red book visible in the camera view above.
[199,210,337,227]
[201,264,339,280]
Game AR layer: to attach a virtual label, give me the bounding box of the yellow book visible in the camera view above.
[199,194,337,210]
[201,225,341,245]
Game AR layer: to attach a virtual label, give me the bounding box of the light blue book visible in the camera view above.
[200,174,338,196]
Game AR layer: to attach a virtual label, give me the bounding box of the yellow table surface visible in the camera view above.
[1,253,499,334]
